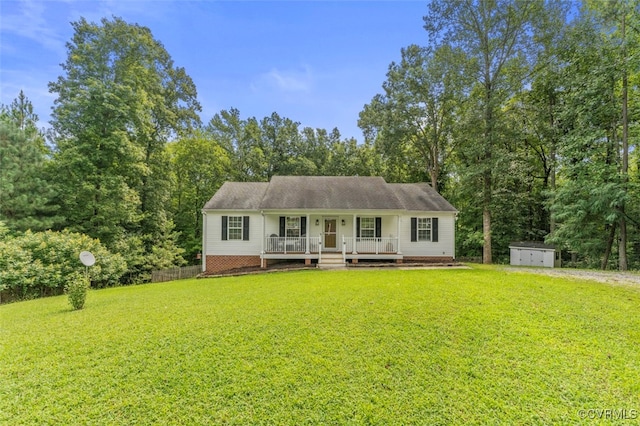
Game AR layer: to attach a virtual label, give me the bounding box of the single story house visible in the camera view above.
[201,176,458,274]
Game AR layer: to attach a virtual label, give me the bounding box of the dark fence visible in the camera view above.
[151,265,202,283]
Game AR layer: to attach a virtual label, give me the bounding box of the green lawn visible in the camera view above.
[2,266,639,425]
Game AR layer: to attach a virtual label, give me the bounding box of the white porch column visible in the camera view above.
[201,212,207,272]
[305,214,310,254]
[352,214,357,254]
[397,215,402,254]
[261,211,265,268]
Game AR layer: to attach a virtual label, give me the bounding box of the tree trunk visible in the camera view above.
[602,223,616,270]
[549,96,557,234]
[619,13,628,271]
[482,80,493,264]
[430,168,438,192]
[619,216,627,270]
[483,204,492,264]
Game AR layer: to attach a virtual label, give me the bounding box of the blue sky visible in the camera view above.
[1,1,429,141]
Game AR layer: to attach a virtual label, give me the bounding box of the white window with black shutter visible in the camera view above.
[360,217,375,238]
[410,217,438,242]
[356,217,382,238]
[221,215,250,241]
[279,216,307,238]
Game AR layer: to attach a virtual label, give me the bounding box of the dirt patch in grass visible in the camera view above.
[202,261,468,278]
[200,262,314,278]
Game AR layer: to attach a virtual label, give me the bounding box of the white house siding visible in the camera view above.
[264,215,279,237]
[399,213,456,258]
[204,210,455,262]
[263,214,326,239]
[263,213,400,241]
[381,216,396,238]
[204,212,263,256]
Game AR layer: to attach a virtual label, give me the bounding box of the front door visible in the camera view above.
[324,218,337,249]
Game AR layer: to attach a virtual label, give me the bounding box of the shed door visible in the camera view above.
[531,250,544,266]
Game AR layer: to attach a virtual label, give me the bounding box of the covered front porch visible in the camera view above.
[260,212,403,266]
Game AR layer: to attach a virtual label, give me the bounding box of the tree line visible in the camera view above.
[1,1,638,288]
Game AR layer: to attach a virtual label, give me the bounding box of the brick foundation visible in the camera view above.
[205,255,262,274]
[403,256,455,264]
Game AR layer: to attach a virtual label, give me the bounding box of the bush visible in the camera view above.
[65,273,89,310]
[0,230,127,301]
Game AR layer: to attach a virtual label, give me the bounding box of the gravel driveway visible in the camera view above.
[503,266,640,287]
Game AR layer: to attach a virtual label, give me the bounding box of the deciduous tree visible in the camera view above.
[423,0,552,263]
[359,44,466,190]
[49,16,200,280]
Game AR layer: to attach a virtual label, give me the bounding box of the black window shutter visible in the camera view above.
[375,217,382,238]
[410,217,417,242]
[221,216,228,240]
[301,216,307,236]
[356,217,360,238]
[243,216,250,240]
[279,216,285,237]
[432,218,438,242]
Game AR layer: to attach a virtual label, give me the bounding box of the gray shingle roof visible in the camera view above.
[203,182,269,210]
[389,183,457,212]
[202,176,457,212]
[260,176,405,210]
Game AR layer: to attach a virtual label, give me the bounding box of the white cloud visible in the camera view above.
[253,65,314,94]
[0,0,67,56]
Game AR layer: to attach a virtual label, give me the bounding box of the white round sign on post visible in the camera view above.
[79,251,96,267]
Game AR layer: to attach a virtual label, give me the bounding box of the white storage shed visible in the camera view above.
[509,242,559,268]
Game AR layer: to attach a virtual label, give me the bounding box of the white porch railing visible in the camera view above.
[343,237,398,254]
[265,236,321,253]
[265,236,398,255]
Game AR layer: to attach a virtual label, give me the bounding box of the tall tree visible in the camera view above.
[547,12,625,268]
[298,127,335,175]
[259,112,303,178]
[546,2,639,269]
[424,0,552,263]
[585,0,640,270]
[49,17,200,279]
[169,131,231,262]
[0,92,59,232]
[498,3,569,243]
[3,90,42,137]
[359,44,466,190]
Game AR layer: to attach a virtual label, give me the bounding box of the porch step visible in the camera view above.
[318,253,346,269]
[318,263,347,270]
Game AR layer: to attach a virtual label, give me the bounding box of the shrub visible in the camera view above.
[0,230,127,301]
[65,273,89,310]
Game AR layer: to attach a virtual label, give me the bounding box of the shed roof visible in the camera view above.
[203,176,457,212]
[509,242,555,250]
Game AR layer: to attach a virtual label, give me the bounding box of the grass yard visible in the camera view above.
[2,266,640,425]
